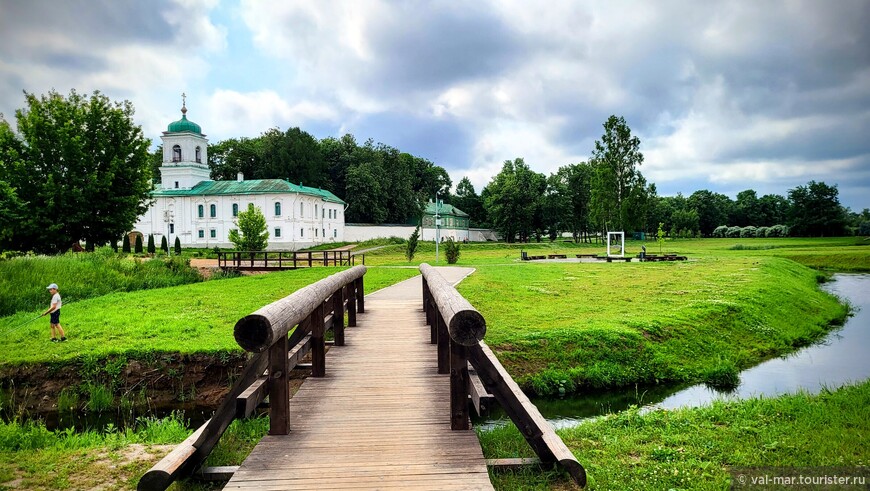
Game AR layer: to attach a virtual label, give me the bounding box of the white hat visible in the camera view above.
[47,283,58,290]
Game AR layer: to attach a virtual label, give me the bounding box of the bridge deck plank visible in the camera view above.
[224,290,493,490]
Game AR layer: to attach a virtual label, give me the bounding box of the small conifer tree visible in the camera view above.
[174,236,182,255]
[122,235,131,253]
[160,235,169,253]
[134,235,143,253]
[444,237,460,264]
[147,234,156,254]
[406,226,420,262]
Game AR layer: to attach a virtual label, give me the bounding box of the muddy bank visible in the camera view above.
[1,352,266,414]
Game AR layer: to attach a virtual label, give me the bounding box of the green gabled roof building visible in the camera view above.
[153,179,344,204]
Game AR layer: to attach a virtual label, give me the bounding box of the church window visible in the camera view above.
[210,229,216,238]
[315,228,318,237]
[322,208,325,218]
[174,181,179,189]
[300,228,304,237]
[169,224,174,234]
[274,228,281,238]
[300,202,304,217]
[198,229,204,238]
[198,204,204,218]
[232,203,238,217]
[210,204,216,218]
[195,146,202,163]
[315,204,319,217]
[333,229,337,238]
[172,145,182,162]
[275,202,282,216]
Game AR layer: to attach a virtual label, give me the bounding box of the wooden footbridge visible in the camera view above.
[139,265,585,490]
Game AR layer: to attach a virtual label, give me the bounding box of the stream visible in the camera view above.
[479,273,870,430]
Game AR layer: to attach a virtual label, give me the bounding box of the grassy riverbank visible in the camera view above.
[479,379,870,490]
[0,267,418,365]
[0,412,268,490]
[458,256,847,394]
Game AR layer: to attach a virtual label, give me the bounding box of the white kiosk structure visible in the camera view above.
[606,231,625,258]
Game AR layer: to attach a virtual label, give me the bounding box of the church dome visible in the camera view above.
[167,114,202,135]
[166,97,202,135]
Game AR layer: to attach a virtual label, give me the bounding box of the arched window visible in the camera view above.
[315,204,319,217]
[232,203,238,217]
[275,202,282,216]
[210,204,216,218]
[195,146,202,163]
[197,204,204,218]
[300,202,304,217]
[172,145,182,162]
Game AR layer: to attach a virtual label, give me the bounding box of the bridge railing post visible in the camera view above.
[311,302,326,377]
[449,340,470,430]
[268,335,289,435]
[346,282,357,327]
[355,277,365,313]
[333,288,345,346]
[436,311,449,374]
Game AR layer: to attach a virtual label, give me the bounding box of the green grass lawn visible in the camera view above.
[458,256,848,393]
[0,267,418,364]
[479,380,870,490]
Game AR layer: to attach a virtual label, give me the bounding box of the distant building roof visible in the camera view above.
[424,201,468,217]
[153,179,345,204]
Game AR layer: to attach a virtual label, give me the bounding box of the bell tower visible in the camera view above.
[159,93,211,190]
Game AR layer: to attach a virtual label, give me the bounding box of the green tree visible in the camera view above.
[444,237,460,264]
[758,193,789,226]
[734,190,762,227]
[147,234,155,254]
[134,235,143,254]
[260,127,327,187]
[589,115,650,233]
[122,234,131,253]
[451,177,485,228]
[160,235,169,253]
[229,204,269,251]
[406,226,420,262]
[788,181,847,237]
[0,90,152,253]
[553,163,593,243]
[174,236,181,255]
[482,158,545,242]
[208,137,264,181]
[688,190,731,236]
[0,180,23,250]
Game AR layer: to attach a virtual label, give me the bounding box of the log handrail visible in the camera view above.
[139,266,365,490]
[419,263,486,346]
[234,265,366,352]
[419,264,587,488]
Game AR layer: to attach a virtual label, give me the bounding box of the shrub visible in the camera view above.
[160,236,169,253]
[444,237,461,264]
[767,224,790,237]
[147,234,155,254]
[174,236,181,255]
[755,226,769,238]
[134,235,143,253]
[712,226,728,238]
[406,226,419,262]
[726,226,742,238]
[740,226,757,238]
[122,235,131,253]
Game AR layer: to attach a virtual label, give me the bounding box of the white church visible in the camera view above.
[132,101,346,250]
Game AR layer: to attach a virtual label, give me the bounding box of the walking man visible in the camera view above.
[42,283,66,342]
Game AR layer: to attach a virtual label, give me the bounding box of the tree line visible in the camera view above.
[446,116,867,241]
[1,91,866,254]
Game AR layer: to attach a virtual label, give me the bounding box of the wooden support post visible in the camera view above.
[429,299,437,344]
[332,288,345,346]
[437,311,449,374]
[346,282,357,327]
[293,252,297,269]
[268,336,289,435]
[308,252,313,268]
[311,303,326,377]
[324,251,328,266]
[450,340,470,430]
[422,277,429,316]
[355,276,365,313]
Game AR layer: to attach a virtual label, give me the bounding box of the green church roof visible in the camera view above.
[166,114,202,135]
[424,201,468,217]
[153,179,345,204]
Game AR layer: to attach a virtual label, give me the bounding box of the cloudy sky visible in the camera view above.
[1,0,868,210]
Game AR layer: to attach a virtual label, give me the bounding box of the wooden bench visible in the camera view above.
[606,256,632,262]
[547,254,567,259]
[576,254,598,258]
